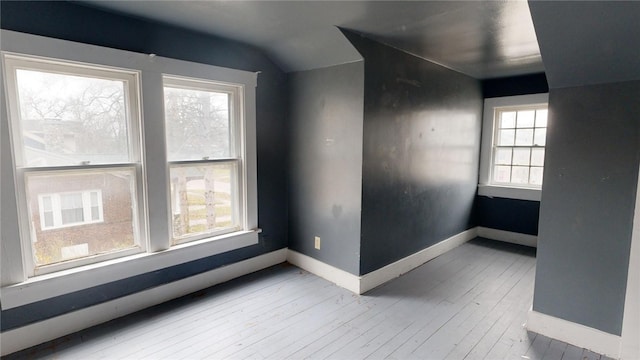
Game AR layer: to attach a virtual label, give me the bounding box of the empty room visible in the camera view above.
[0,1,639,359]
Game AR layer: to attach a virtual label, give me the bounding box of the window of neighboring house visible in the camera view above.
[478,94,549,201]
[38,190,104,230]
[163,77,243,243]
[3,54,144,274]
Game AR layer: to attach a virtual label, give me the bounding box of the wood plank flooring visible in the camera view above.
[5,238,611,359]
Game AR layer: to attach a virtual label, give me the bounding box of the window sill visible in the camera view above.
[477,184,541,201]
[0,230,259,310]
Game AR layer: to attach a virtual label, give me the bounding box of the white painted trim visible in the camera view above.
[1,30,260,306]
[477,227,538,248]
[286,250,360,294]
[527,310,621,359]
[360,228,478,293]
[479,93,549,198]
[287,228,477,295]
[0,248,287,357]
[1,230,259,309]
[620,166,640,360]
[477,185,541,202]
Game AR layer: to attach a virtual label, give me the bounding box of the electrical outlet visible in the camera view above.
[314,236,321,250]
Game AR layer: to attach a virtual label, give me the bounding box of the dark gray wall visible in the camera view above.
[1,1,288,331]
[342,32,483,275]
[533,80,640,335]
[288,62,365,275]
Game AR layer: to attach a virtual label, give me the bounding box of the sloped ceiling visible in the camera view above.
[81,0,543,79]
[529,1,640,88]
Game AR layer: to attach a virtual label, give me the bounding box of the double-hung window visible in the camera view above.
[3,54,144,274]
[1,30,258,309]
[478,93,549,201]
[163,77,244,243]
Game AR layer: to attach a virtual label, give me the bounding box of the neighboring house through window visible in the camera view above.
[38,190,104,230]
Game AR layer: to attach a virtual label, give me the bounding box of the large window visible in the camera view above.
[4,54,143,274]
[1,30,258,308]
[478,94,549,201]
[163,77,243,243]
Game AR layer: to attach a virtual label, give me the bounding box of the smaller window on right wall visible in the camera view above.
[492,105,547,186]
[479,93,549,201]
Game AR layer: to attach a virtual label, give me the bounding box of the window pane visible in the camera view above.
[531,148,545,166]
[494,148,512,165]
[27,169,138,266]
[498,129,515,146]
[536,109,548,127]
[534,128,547,146]
[517,110,535,128]
[43,212,54,228]
[16,69,130,167]
[511,166,530,184]
[60,193,84,224]
[512,148,531,166]
[500,112,516,128]
[164,86,231,161]
[515,129,534,146]
[42,196,52,211]
[170,163,239,240]
[90,191,101,221]
[493,165,511,183]
[530,167,544,185]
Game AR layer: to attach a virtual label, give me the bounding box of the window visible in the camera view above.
[38,190,104,230]
[478,94,549,201]
[1,30,258,308]
[4,54,144,274]
[163,77,243,243]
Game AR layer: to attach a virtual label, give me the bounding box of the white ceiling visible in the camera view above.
[82,1,544,79]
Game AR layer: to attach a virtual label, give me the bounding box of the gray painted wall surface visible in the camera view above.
[529,1,640,89]
[534,80,640,335]
[288,62,364,275]
[343,32,483,275]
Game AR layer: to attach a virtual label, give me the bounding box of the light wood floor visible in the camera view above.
[7,239,611,359]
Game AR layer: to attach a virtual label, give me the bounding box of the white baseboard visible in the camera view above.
[287,228,477,295]
[621,166,640,360]
[0,248,287,356]
[527,310,621,359]
[286,250,360,294]
[359,228,478,293]
[477,226,537,248]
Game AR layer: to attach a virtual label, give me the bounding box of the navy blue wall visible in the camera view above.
[482,73,548,98]
[0,1,288,331]
[288,62,364,275]
[343,32,483,275]
[476,72,548,236]
[475,197,540,236]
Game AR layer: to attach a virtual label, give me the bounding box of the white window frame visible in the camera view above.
[478,93,549,201]
[38,190,104,230]
[163,76,245,244]
[3,54,146,276]
[0,30,259,310]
